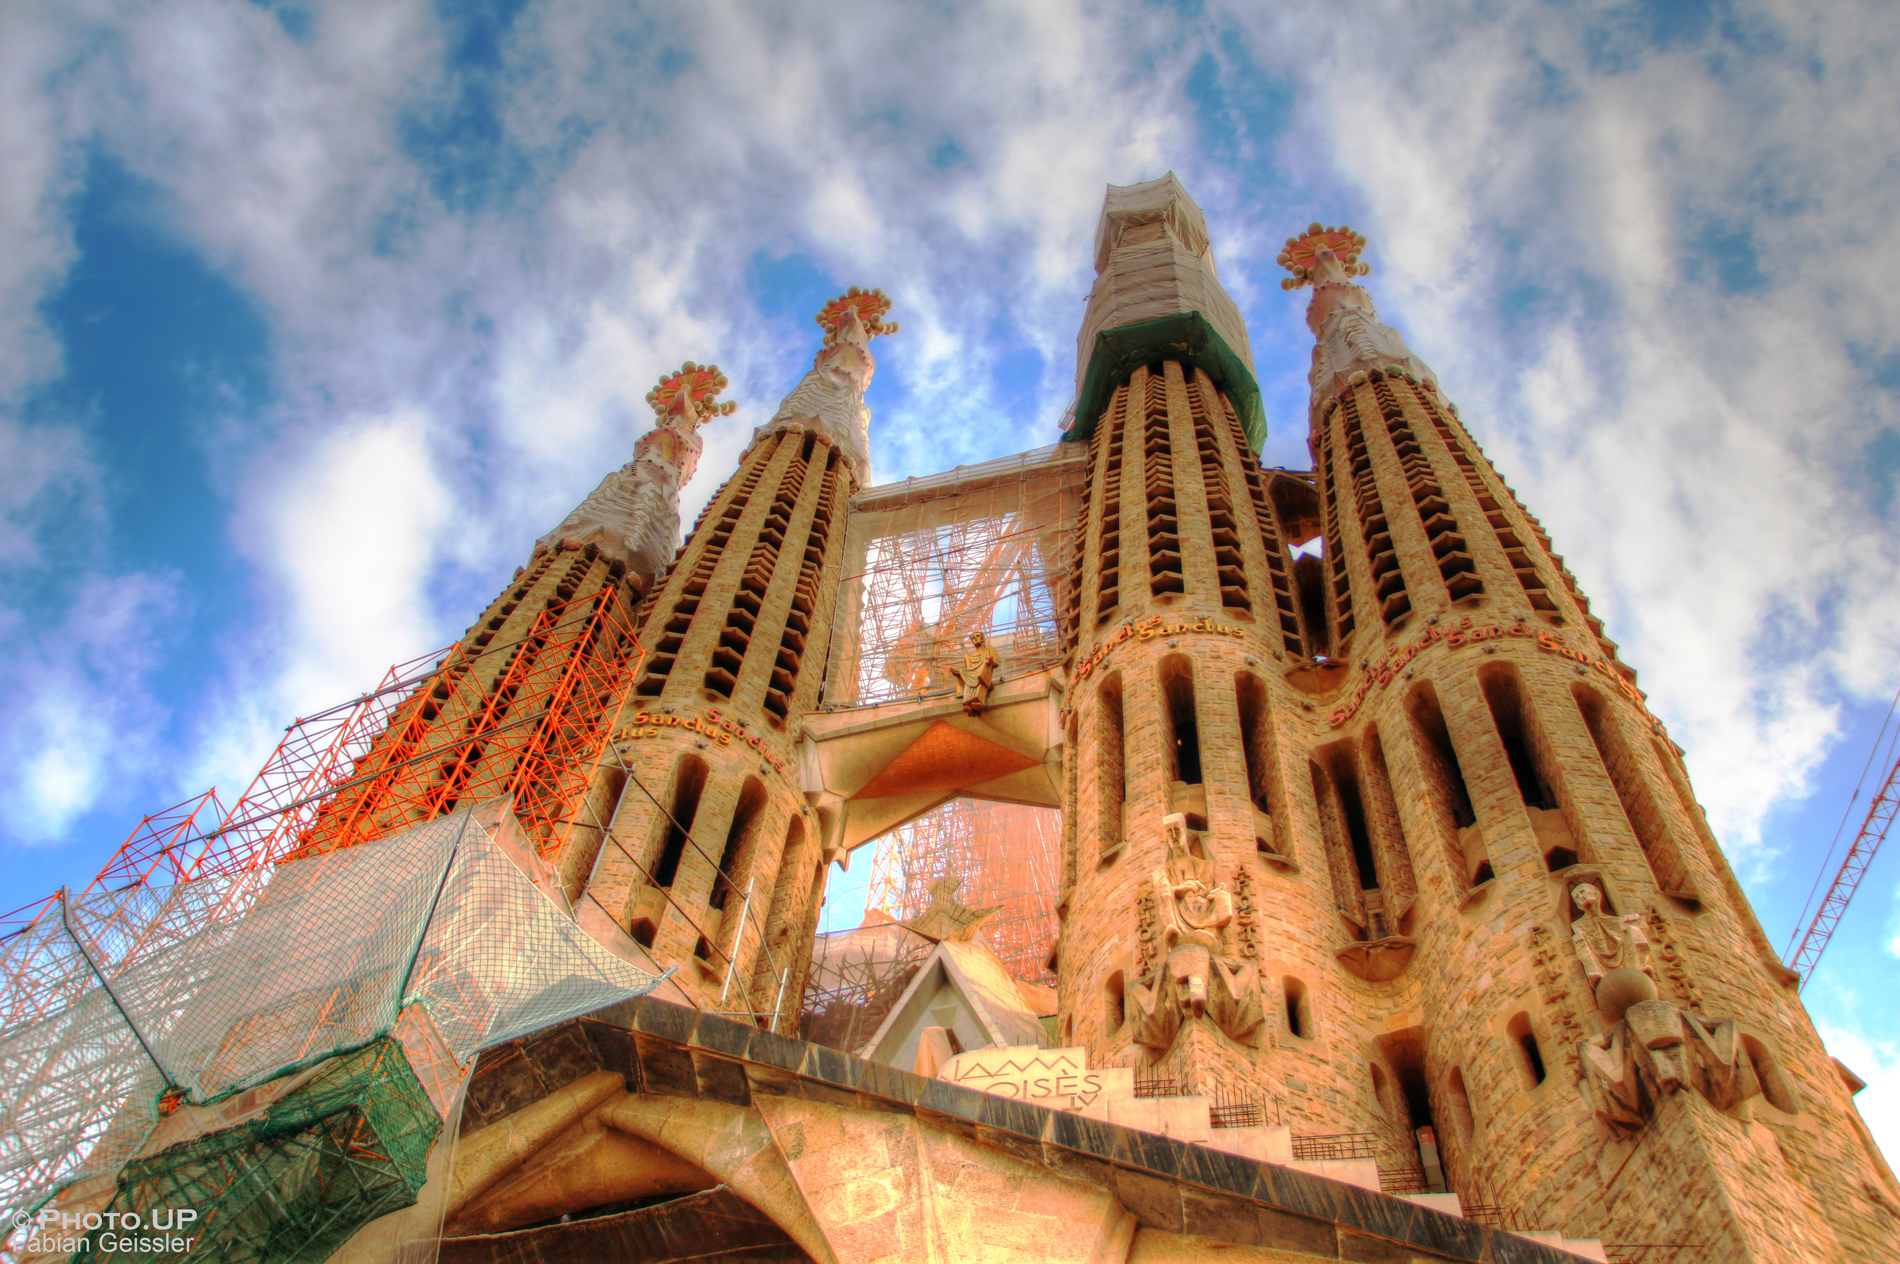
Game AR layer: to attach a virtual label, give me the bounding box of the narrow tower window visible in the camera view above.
[1105,971,1125,1032]
[1337,392,1411,627]
[1574,685,1699,904]
[1159,654,1202,787]
[1293,553,1331,657]
[651,755,708,888]
[1480,664,1585,871]
[1283,977,1311,1039]
[641,455,769,697]
[1235,672,1281,858]
[1186,372,1251,613]
[1314,416,1357,650]
[1242,426,1308,653]
[1406,684,1487,886]
[710,777,768,910]
[1507,1012,1547,1086]
[1479,665,1556,809]
[1141,367,1184,598]
[1373,377,1481,604]
[755,814,808,978]
[1447,1067,1476,1138]
[1094,388,1127,624]
[570,766,628,900]
[1097,673,1126,867]
[1337,762,1380,892]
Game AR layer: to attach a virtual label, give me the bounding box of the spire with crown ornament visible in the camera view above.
[533,361,738,591]
[762,287,898,483]
[1278,223,1438,412]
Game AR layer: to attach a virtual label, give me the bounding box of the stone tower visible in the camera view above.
[1054,181,1900,1260]
[286,361,733,896]
[583,288,900,1026]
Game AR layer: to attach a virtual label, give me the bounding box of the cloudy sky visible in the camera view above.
[4,0,1899,1150]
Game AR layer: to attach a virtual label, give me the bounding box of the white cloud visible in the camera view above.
[0,572,179,843]
[1816,1021,1900,1173]
[1223,0,1900,858]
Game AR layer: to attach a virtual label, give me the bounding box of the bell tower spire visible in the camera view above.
[1279,223,1439,417]
[534,362,737,594]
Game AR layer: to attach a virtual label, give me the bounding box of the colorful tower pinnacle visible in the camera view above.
[534,362,738,593]
[762,286,898,482]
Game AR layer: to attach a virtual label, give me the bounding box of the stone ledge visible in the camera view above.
[463,997,1591,1264]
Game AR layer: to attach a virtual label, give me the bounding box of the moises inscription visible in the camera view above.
[936,1046,1134,1112]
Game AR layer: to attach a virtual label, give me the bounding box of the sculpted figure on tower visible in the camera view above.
[1569,881,1654,996]
[1128,815,1263,1053]
[950,631,1002,715]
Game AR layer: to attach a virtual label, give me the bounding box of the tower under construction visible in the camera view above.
[3,176,1894,1264]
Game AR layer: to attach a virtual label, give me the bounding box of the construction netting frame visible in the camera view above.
[73,1037,440,1264]
[864,799,1062,983]
[797,919,938,1055]
[823,444,1086,709]
[0,799,668,1253]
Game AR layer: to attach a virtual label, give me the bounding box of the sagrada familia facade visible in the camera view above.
[393,175,1896,1262]
[21,176,1896,1264]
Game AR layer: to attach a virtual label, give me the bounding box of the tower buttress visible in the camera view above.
[582,290,897,1025]
[1269,223,1898,1259]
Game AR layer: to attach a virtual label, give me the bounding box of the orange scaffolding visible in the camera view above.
[0,583,643,1036]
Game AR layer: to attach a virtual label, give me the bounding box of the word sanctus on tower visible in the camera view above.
[11,176,1895,1264]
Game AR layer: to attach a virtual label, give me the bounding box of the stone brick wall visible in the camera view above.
[1052,357,1900,1259]
[577,420,853,1028]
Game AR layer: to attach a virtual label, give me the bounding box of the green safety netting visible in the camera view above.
[0,799,668,1254]
[73,1037,438,1264]
[1063,310,1267,451]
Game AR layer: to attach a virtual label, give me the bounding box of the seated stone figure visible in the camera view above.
[1128,815,1263,1053]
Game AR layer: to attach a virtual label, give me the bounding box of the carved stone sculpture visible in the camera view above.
[1572,890,1793,1133]
[1128,815,1263,1053]
[949,632,1002,715]
[1569,882,1652,984]
[1568,882,1660,1023]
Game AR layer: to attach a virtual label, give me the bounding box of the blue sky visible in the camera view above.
[3,0,1899,1151]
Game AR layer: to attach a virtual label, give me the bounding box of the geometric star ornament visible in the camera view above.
[1277,222,1372,290]
[645,361,740,428]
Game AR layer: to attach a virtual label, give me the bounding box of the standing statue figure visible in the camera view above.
[949,631,1002,715]
[1569,882,1653,988]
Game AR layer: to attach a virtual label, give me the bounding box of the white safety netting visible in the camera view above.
[0,799,667,1220]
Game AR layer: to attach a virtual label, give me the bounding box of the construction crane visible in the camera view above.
[1786,710,1900,986]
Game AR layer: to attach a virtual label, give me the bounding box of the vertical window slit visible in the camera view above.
[651,756,708,889]
[1097,673,1126,867]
